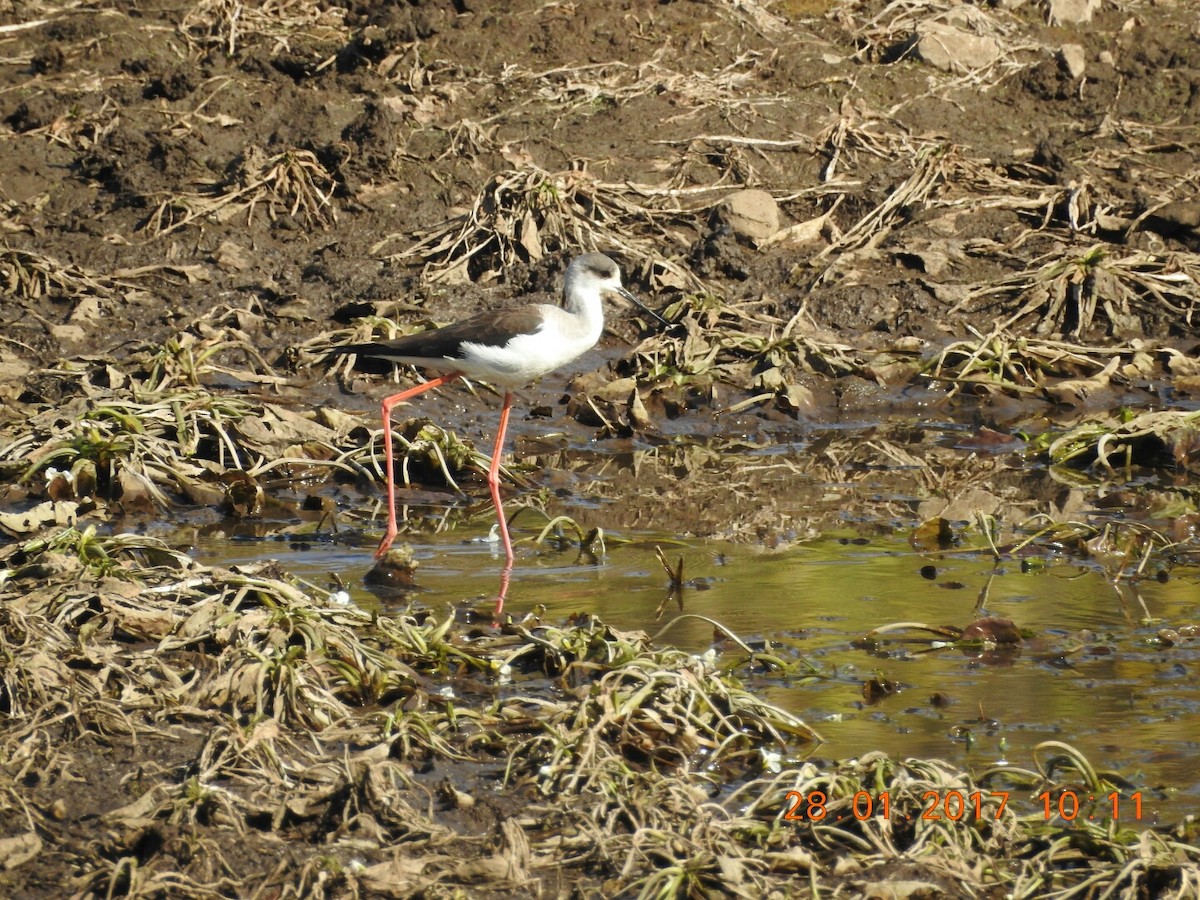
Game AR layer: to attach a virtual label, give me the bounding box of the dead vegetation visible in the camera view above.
[371,162,705,292]
[0,247,193,304]
[141,145,339,237]
[179,0,350,57]
[0,332,500,552]
[1048,408,1200,474]
[3,528,1197,898]
[951,244,1200,336]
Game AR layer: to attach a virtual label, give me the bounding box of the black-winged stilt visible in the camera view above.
[330,253,661,607]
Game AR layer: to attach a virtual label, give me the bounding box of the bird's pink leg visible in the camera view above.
[488,393,515,618]
[488,391,515,569]
[376,372,461,558]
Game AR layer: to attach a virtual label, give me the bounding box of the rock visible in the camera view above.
[1148,201,1200,231]
[1098,50,1115,66]
[914,24,1001,73]
[214,240,252,272]
[50,323,87,344]
[1048,0,1099,25]
[1059,43,1086,79]
[67,295,104,324]
[714,189,780,243]
[917,487,1002,523]
[1143,200,1200,247]
[0,832,42,870]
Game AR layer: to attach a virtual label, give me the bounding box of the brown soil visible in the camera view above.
[2,0,1200,896]
[3,0,1197,368]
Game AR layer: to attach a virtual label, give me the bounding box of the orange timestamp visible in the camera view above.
[783,790,1145,822]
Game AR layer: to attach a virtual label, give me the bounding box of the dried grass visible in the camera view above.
[2,94,122,151]
[179,0,350,57]
[0,338,467,533]
[950,245,1200,337]
[1,245,118,301]
[631,291,867,405]
[0,528,834,895]
[142,146,338,237]
[372,162,703,292]
[518,49,784,123]
[926,324,1144,398]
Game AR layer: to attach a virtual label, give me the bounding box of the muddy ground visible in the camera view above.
[2,0,1200,897]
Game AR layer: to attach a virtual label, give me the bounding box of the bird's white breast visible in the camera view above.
[455,304,603,388]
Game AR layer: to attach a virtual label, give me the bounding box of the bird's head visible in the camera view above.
[566,253,667,326]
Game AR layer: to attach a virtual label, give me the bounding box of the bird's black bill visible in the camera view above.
[615,285,670,329]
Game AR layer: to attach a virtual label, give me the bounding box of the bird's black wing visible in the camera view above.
[327,306,548,363]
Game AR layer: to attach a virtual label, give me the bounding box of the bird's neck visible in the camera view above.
[562,290,604,341]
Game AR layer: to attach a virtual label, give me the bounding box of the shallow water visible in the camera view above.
[195,499,1200,825]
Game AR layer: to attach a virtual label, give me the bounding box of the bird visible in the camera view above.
[328,252,662,595]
